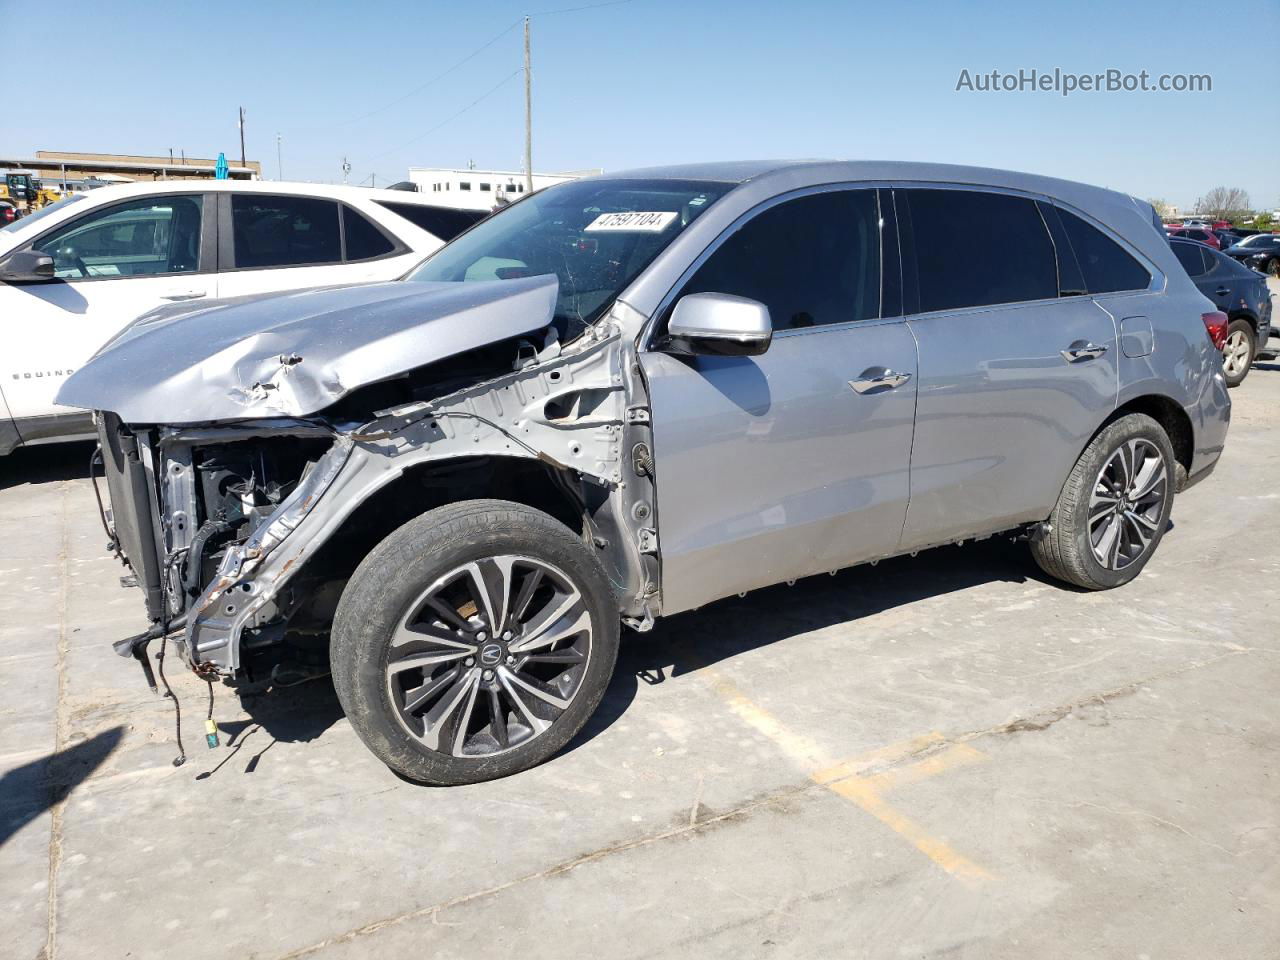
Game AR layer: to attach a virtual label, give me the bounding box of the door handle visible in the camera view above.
[848,369,912,394]
[1060,341,1108,363]
[162,291,207,302]
[1214,287,1230,297]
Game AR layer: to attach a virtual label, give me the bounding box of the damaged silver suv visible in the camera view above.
[58,161,1231,785]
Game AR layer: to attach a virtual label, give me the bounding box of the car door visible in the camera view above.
[0,192,214,422]
[640,188,919,614]
[895,187,1122,550]
[215,193,410,298]
[1198,247,1239,313]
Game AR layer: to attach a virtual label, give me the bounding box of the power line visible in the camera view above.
[338,19,522,128]
[526,0,637,15]
[365,69,523,164]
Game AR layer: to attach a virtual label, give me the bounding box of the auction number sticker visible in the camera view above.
[584,211,679,233]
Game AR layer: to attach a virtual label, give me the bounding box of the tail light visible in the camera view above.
[1202,311,1229,350]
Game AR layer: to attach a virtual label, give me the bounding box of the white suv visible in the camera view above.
[0,180,483,455]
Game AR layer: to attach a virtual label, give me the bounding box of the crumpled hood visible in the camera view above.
[56,275,558,424]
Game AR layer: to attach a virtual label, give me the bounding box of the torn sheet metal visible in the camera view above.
[56,276,559,424]
[181,321,659,672]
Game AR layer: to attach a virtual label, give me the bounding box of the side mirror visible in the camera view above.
[0,249,55,283]
[666,292,772,357]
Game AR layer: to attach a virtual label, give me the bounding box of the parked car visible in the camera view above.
[1222,234,1280,276]
[1214,229,1242,248]
[0,181,486,455]
[0,201,17,226]
[1169,237,1273,385]
[1166,225,1221,249]
[57,161,1230,785]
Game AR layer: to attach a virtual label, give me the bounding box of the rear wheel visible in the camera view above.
[1221,319,1255,387]
[1266,257,1279,278]
[331,499,619,785]
[1031,413,1175,590]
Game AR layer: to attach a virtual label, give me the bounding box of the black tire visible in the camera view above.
[1266,257,1279,278]
[1031,413,1176,591]
[1222,318,1256,388]
[331,499,620,785]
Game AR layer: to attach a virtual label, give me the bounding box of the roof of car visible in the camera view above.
[56,179,450,206]
[590,160,1150,216]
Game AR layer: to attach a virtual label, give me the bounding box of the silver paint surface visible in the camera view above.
[55,275,558,423]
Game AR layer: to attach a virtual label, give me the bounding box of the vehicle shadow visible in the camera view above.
[197,675,345,781]
[0,726,124,847]
[198,537,1042,777]
[0,440,95,491]
[566,537,1038,755]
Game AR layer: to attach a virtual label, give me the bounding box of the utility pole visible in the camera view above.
[238,107,247,170]
[276,133,283,180]
[341,157,351,184]
[524,16,533,193]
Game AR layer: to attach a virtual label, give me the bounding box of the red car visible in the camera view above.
[1165,224,1222,249]
[0,201,17,226]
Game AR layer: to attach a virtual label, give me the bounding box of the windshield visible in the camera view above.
[0,193,86,235]
[1237,234,1277,247]
[407,178,732,336]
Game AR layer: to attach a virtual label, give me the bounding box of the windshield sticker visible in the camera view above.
[584,211,679,233]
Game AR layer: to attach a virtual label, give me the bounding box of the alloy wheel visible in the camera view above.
[1222,329,1251,377]
[1088,438,1167,570]
[385,556,592,758]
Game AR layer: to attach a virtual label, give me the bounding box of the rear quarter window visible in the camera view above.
[1056,209,1152,294]
[373,201,486,242]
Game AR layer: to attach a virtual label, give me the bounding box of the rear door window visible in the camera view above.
[1171,242,1207,277]
[679,189,882,331]
[231,195,341,269]
[903,189,1057,311]
[1055,208,1152,294]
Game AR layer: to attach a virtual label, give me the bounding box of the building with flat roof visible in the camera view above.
[0,150,260,185]
[407,166,600,210]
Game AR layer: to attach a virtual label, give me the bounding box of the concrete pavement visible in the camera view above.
[2,307,1277,959]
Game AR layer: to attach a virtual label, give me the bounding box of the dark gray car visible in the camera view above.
[56,161,1232,785]
[1169,237,1274,385]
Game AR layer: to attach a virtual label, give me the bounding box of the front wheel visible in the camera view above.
[1221,319,1256,387]
[1031,413,1176,590]
[331,499,620,785]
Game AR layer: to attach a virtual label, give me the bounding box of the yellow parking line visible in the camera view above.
[703,669,993,881]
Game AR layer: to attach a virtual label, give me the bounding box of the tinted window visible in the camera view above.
[34,195,202,279]
[231,195,340,269]
[375,200,486,241]
[680,190,881,330]
[1171,241,1207,277]
[342,206,396,261]
[1057,208,1151,294]
[905,189,1056,311]
[408,178,732,336]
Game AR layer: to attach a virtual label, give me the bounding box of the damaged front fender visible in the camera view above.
[184,318,661,672]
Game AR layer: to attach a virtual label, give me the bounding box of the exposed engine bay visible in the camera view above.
[93,306,660,686]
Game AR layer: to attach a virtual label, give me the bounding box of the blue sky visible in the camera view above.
[3,0,1277,210]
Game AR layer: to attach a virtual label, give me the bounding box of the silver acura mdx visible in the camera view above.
[58,161,1231,784]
